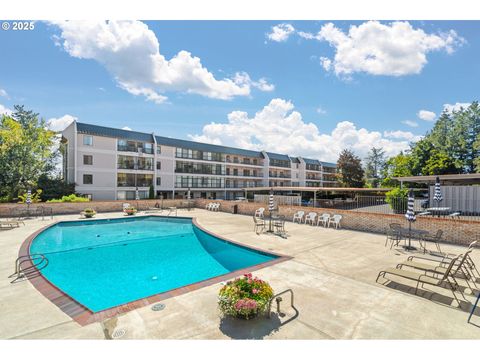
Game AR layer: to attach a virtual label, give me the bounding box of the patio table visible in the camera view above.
[426,207,451,217]
[399,228,429,250]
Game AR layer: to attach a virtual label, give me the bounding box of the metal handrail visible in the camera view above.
[268,288,295,318]
[9,253,48,283]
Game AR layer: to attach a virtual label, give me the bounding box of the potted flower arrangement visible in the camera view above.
[123,206,137,216]
[82,208,96,218]
[218,273,274,319]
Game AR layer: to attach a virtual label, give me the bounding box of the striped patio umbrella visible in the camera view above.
[267,189,275,233]
[404,188,416,250]
[26,189,32,206]
[433,176,443,206]
[269,189,275,212]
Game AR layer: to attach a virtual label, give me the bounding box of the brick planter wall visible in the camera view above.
[0,199,190,217]
[195,199,479,246]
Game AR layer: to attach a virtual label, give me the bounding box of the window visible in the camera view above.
[83,174,93,184]
[83,155,93,165]
[83,135,93,146]
[156,145,161,154]
[156,161,161,170]
[156,177,161,186]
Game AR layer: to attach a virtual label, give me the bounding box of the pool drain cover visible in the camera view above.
[111,328,127,339]
[151,303,166,311]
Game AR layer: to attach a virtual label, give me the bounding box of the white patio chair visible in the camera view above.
[328,214,342,229]
[206,202,213,211]
[317,213,330,227]
[122,203,130,211]
[292,210,304,223]
[305,212,317,225]
[213,203,220,212]
[255,207,265,218]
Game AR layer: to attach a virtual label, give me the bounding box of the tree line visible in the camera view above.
[335,102,480,188]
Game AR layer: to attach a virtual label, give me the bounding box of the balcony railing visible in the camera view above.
[118,163,153,171]
[225,159,263,166]
[226,172,263,178]
[117,145,154,154]
[269,174,291,178]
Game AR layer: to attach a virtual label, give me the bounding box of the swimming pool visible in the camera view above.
[29,216,278,312]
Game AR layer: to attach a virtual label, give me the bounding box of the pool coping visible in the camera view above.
[18,214,292,326]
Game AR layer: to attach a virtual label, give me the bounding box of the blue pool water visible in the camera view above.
[30,216,277,312]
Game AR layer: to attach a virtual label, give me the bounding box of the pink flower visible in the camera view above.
[252,289,259,294]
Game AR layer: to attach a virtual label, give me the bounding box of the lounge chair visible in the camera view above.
[292,211,304,224]
[448,212,461,219]
[304,212,317,225]
[0,219,24,228]
[253,216,265,234]
[399,249,478,293]
[211,203,220,212]
[317,213,330,227]
[376,255,466,306]
[328,214,342,229]
[206,202,213,210]
[406,241,479,281]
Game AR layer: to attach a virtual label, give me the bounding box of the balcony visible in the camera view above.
[117,145,154,154]
[225,159,263,166]
[269,173,291,178]
[118,163,153,171]
[225,172,263,178]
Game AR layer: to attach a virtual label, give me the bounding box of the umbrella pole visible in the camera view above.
[408,221,412,249]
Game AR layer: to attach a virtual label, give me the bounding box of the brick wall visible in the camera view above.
[0,199,191,217]
[195,199,479,246]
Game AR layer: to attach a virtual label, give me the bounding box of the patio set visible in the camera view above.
[252,207,343,238]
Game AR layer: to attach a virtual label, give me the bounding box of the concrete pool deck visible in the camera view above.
[1,209,479,339]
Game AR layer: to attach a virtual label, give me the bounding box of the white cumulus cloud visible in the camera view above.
[417,110,436,121]
[0,104,12,116]
[300,21,465,77]
[46,114,77,132]
[189,98,416,163]
[122,126,132,130]
[384,130,422,142]
[49,20,273,104]
[443,102,471,113]
[267,23,295,42]
[402,120,419,128]
[0,89,9,98]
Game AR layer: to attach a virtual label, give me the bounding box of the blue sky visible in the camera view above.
[0,20,478,161]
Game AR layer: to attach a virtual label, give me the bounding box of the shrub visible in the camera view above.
[17,189,43,203]
[37,175,76,202]
[47,194,90,203]
[218,273,274,319]
[385,187,408,214]
[123,206,137,215]
[82,208,96,218]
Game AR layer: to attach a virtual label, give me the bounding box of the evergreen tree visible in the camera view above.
[336,149,365,188]
[365,147,386,187]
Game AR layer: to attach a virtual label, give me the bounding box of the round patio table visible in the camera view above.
[399,228,429,251]
[426,207,451,217]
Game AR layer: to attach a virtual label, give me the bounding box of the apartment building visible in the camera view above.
[61,121,337,201]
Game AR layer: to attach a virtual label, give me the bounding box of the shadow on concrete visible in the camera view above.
[382,280,480,317]
[219,307,299,339]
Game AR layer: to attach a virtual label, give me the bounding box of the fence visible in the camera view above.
[194,198,480,246]
[311,196,480,222]
[254,194,301,206]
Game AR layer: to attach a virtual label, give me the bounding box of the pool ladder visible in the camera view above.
[9,254,48,283]
[268,289,297,319]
